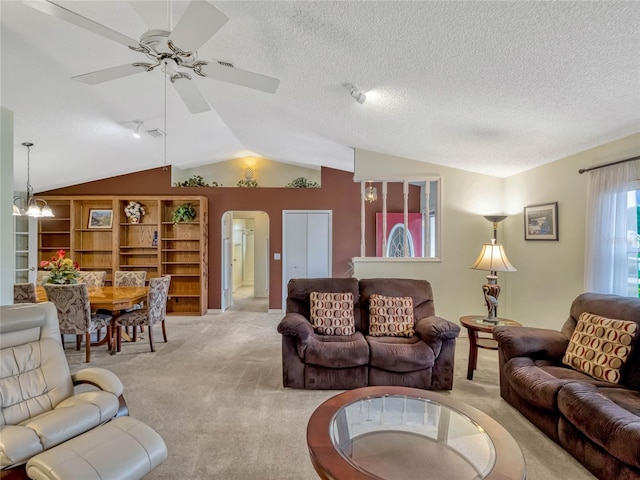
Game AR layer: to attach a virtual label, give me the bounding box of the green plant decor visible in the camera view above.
[286,177,320,188]
[171,203,197,224]
[174,175,220,187]
[237,179,259,188]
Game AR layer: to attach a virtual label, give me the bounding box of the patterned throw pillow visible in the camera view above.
[562,312,638,384]
[368,294,415,337]
[309,292,355,335]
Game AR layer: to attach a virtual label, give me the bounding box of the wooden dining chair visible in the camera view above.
[116,275,171,353]
[114,270,147,287]
[109,271,148,337]
[13,283,37,303]
[44,283,112,362]
[78,271,107,287]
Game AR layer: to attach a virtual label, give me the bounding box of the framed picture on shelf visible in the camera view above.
[524,202,558,241]
[88,209,113,229]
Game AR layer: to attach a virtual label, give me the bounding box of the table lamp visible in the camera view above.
[470,238,516,322]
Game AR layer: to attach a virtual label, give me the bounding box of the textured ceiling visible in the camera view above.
[2,1,639,192]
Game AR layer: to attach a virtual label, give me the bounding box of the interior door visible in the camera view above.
[221,212,233,311]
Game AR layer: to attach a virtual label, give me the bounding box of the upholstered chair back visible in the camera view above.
[77,271,107,287]
[114,270,146,287]
[563,293,640,390]
[147,276,171,325]
[0,303,73,427]
[359,278,436,335]
[286,277,362,331]
[13,283,36,303]
[43,284,93,335]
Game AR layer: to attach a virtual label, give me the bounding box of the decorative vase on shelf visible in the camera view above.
[124,201,145,225]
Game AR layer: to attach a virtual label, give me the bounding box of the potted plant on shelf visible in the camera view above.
[286,177,320,188]
[124,201,145,223]
[171,203,197,224]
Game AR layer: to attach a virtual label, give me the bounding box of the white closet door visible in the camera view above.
[307,212,330,277]
[282,210,332,309]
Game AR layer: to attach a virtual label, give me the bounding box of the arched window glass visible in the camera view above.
[387,224,414,257]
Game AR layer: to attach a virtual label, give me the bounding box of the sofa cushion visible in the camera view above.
[20,390,120,450]
[557,382,640,469]
[302,332,369,368]
[309,292,355,335]
[368,294,414,337]
[563,312,638,384]
[0,425,44,468]
[367,335,434,372]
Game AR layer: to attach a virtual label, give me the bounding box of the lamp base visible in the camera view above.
[482,276,500,321]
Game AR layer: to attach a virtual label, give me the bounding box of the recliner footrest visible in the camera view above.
[25,417,167,480]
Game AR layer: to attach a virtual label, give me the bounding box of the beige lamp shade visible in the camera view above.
[470,240,517,273]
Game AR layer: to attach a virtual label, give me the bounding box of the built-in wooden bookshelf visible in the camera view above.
[37,195,208,315]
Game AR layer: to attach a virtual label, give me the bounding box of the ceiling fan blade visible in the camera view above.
[72,64,147,85]
[24,0,139,48]
[169,1,228,53]
[171,77,211,114]
[200,62,280,94]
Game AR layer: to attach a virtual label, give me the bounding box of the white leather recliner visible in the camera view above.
[0,302,127,473]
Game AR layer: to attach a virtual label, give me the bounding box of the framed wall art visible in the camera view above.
[524,202,558,241]
[88,209,113,229]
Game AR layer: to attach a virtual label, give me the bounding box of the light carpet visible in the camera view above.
[64,300,594,479]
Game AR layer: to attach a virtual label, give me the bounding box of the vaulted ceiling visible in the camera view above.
[2,1,639,192]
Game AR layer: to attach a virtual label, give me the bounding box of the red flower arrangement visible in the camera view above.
[40,250,80,284]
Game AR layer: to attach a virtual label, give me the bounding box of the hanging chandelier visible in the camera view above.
[13,142,54,218]
[364,181,378,203]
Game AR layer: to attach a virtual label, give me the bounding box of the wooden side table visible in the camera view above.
[460,315,522,380]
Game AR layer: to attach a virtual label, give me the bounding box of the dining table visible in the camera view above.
[36,285,149,353]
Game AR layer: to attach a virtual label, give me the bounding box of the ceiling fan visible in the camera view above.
[24,0,280,114]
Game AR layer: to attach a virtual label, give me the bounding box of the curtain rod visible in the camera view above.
[578,155,640,174]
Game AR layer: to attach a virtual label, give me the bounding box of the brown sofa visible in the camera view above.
[277,277,460,390]
[494,293,640,480]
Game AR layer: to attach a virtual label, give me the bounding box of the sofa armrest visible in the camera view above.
[493,326,569,362]
[277,313,314,341]
[415,316,461,352]
[72,367,124,397]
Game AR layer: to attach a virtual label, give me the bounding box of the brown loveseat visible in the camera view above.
[277,277,460,390]
[494,293,640,480]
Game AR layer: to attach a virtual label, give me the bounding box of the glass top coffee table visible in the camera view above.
[307,386,525,480]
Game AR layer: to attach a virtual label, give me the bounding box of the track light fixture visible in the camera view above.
[132,119,144,138]
[345,83,366,104]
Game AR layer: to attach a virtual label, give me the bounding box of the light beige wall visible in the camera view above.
[353,135,640,329]
[353,149,505,324]
[174,157,321,188]
[1,107,15,304]
[503,133,640,329]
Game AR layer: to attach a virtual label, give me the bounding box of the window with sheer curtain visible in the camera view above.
[584,162,639,297]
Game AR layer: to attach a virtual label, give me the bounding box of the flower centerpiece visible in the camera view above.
[124,201,145,223]
[40,250,80,284]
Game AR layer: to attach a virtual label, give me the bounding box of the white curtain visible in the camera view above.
[584,161,637,295]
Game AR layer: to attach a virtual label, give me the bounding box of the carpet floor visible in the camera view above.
[64,299,594,479]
